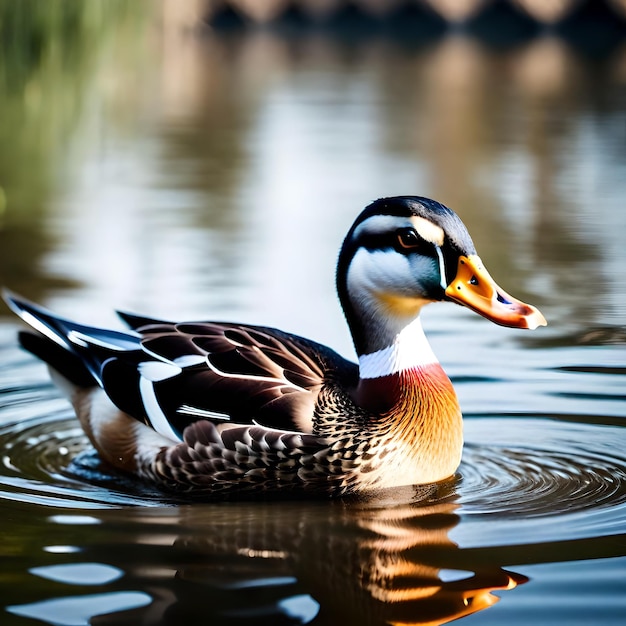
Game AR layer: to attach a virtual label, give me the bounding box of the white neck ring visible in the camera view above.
[358,317,438,379]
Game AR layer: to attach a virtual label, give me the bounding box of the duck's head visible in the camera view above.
[337,196,546,356]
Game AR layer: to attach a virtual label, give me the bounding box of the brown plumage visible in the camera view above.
[3,196,545,498]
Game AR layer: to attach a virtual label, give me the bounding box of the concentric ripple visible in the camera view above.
[0,409,168,507]
[459,417,626,518]
[1,404,626,521]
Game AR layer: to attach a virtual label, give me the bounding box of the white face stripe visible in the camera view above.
[352,215,406,240]
[409,216,445,245]
[435,245,447,289]
[352,214,445,246]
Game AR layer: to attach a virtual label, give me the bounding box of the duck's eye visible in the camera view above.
[396,228,421,250]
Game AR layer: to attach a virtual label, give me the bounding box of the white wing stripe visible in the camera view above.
[177,405,231,421]
[173,354,206,367]
[139,376,182,442]
[138,361,181,382]
[204,357,306,392]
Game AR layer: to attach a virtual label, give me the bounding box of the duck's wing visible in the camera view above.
[3,290,357,442]
[103,318,358,441]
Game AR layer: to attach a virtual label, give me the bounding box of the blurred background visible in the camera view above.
[0,0,625,356]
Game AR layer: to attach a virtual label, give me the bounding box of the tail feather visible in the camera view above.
[116,310,171,330]
[4,289,74,350]
[18,331,96,387]
[3,289,141,387]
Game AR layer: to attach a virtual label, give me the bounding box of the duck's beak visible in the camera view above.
[445,255,547,330]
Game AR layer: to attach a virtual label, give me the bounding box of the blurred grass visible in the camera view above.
[0,0,154,297]
[0,0,150,210]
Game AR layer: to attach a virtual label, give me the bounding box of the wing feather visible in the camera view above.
[118,321,357,435]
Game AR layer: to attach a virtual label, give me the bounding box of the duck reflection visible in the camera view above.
[20,490,525,625]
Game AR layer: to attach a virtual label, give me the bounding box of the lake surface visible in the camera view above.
[1,3,625,624]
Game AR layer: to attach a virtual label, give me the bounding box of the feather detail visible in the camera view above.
[143,361,461,496]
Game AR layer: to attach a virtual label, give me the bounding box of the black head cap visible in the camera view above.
[352,196,476,256]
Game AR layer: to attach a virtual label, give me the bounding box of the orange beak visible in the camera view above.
[445,255,547,330]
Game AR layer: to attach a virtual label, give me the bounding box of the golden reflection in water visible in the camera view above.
[610,0,626,18]
[161,1,209,118]
[99,498,526,625]
[512,0,580,23]
[229,0,292,23]
[512,36,571,97]
[160,0,206,31]
[422,0,489,22]
[419,37,490,215]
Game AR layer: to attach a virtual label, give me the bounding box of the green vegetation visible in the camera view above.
[0,0,153,296]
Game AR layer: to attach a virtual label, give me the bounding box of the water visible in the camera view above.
[1,3,626,624]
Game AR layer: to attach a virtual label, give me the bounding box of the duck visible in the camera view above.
[3,196,546,498]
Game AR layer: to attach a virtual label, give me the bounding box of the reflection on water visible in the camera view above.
[5,495,529,625]
[1,3,626,625]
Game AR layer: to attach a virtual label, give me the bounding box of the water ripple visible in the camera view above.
[0,414,167,507]
[459,417,626,519]
[1,405,625,525]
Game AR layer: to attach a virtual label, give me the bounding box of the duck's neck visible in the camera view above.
[355,316,455,413]
[358,316,438,378]
[351,315,463,485]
